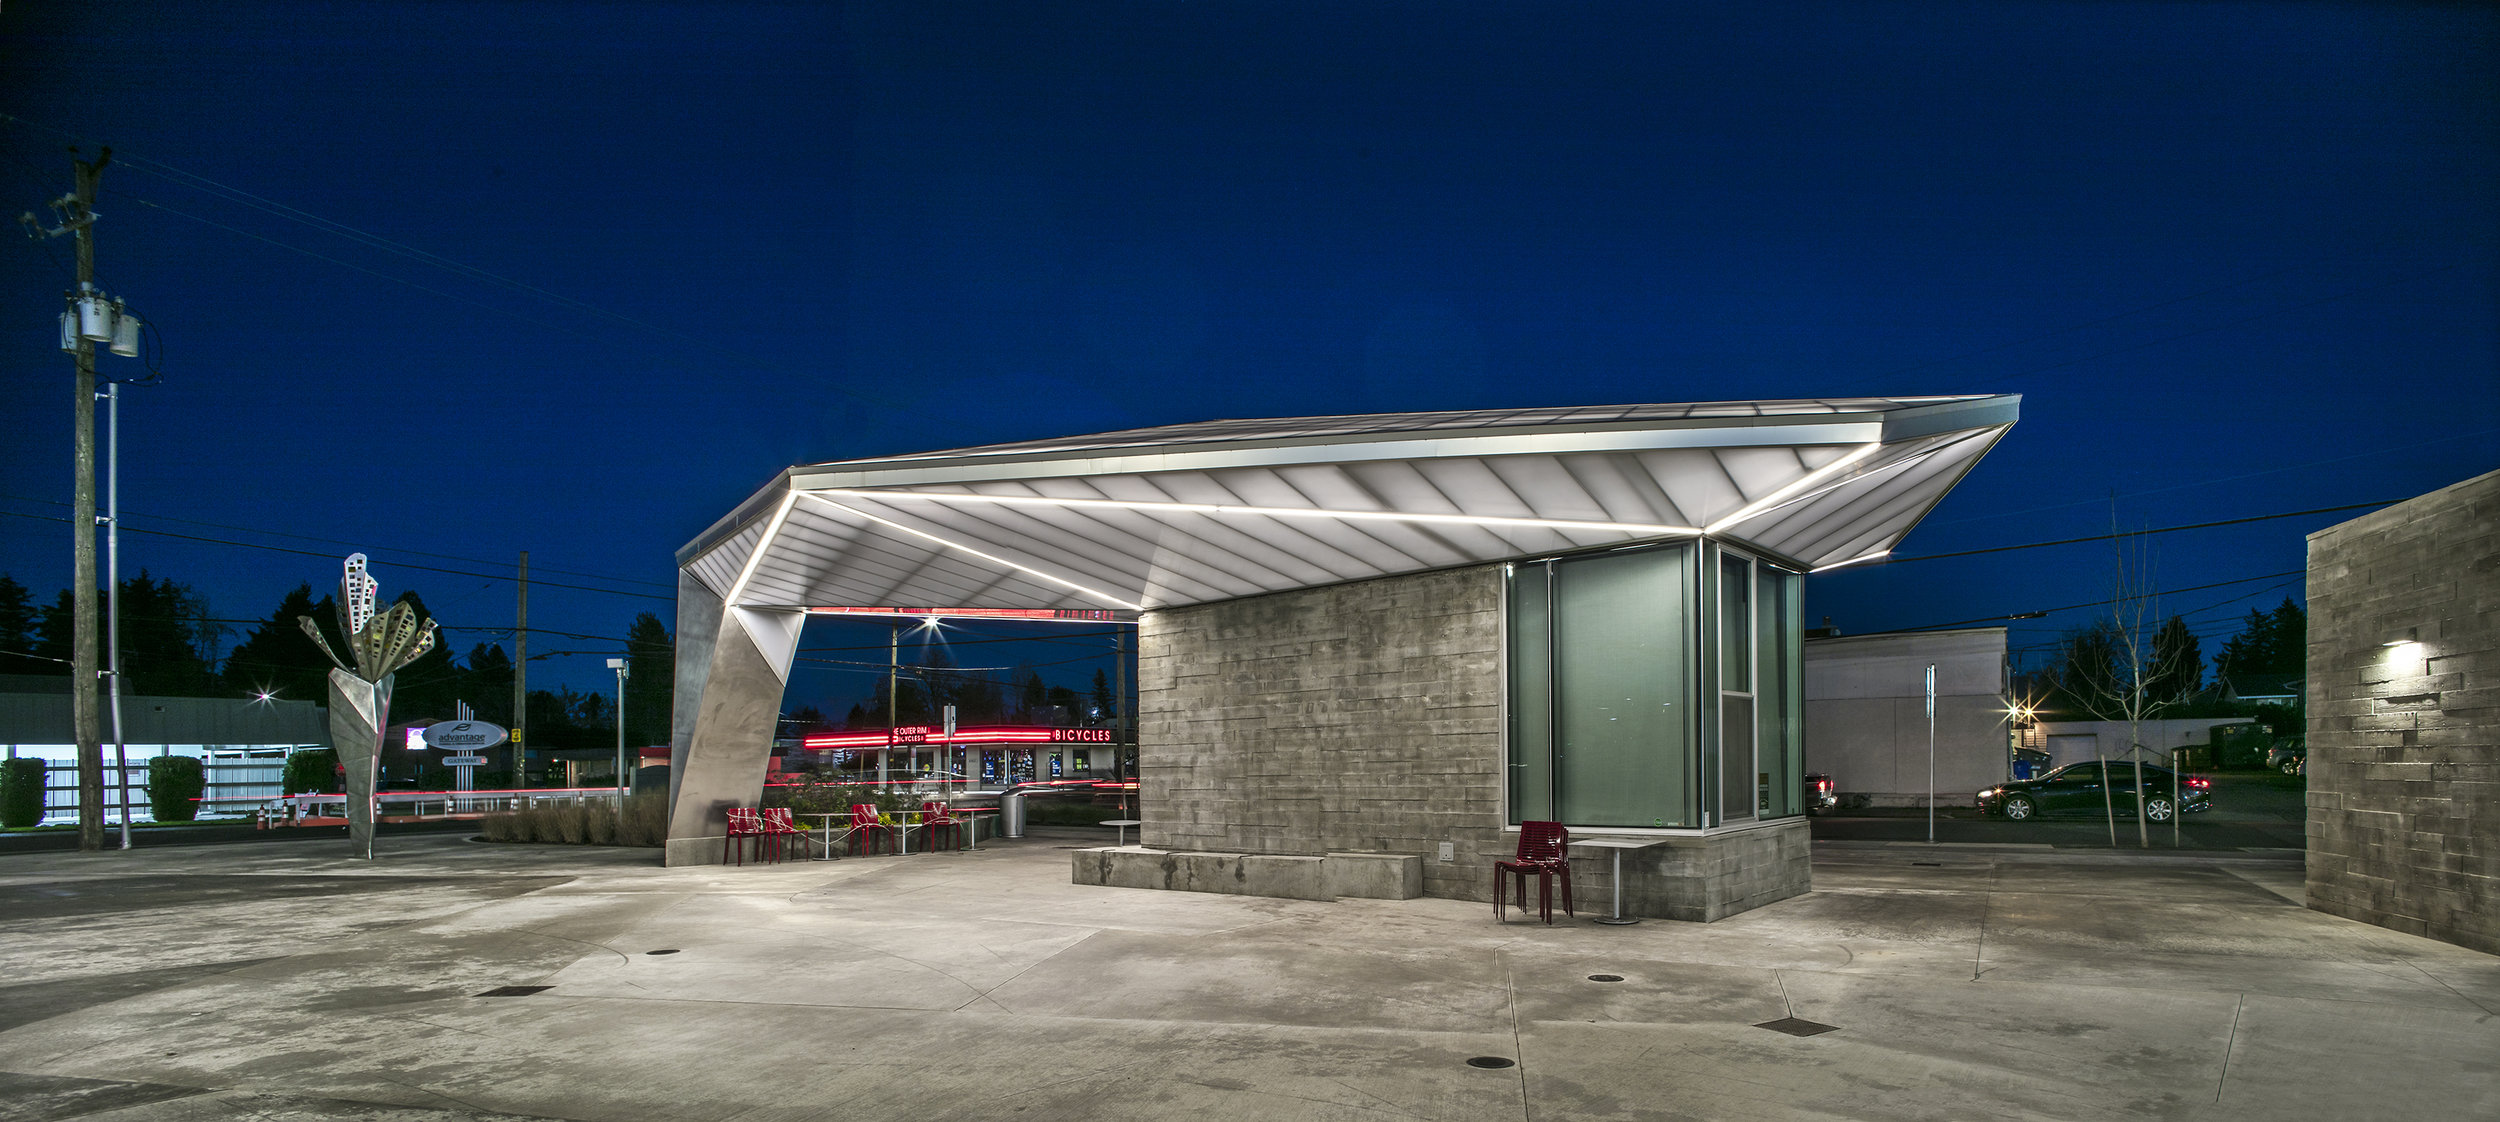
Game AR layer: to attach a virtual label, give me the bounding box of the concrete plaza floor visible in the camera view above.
[0,830,2492,1121]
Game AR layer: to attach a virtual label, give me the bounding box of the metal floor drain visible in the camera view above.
[1587,974,1624,982]
[1911,861,1942,866]
[476,985,553,997]
[1755,1017,1837,1037]
[1464,1056,1516,1069]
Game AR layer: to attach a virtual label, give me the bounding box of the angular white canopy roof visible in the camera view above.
[679,395,2018,614]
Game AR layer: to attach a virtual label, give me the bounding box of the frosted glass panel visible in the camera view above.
[1554,548,1691,827]
[1758,566,1804,817]
[1507,564,1552,824]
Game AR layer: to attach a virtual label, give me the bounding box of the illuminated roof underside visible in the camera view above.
[680,395,2018,614]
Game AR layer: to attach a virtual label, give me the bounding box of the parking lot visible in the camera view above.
[1811,770,2308,849]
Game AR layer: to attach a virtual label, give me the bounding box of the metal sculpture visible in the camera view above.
[299,554,436,858]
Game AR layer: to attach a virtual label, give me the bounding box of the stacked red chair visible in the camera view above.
[759,807,806,862]
[919,800,963,852]
[848,803,897,856]
[1494,820,1575,924]
[724,807,764,866]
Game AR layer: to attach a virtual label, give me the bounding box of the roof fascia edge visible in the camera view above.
[791,419,1890,490]
[1879,394,2019,443]
[676,469,795,567]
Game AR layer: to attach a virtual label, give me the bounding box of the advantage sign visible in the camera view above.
[422,721,509,752]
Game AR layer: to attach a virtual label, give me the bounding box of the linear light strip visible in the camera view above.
[814,487,1700,537]
[723,490,800,608]
[1811,549,1892,573]
[798,493,1147,611]
[1701,442,1884,535]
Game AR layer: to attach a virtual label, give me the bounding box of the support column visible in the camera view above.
[664,569,803,866]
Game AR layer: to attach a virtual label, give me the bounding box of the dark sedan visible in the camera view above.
[1976,762,2212,822]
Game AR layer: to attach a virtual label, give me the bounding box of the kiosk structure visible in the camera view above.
[665,397,2018,919]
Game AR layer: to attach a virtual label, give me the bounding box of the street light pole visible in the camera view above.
[607,657,629,804]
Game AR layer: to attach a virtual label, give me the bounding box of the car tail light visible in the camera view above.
[2188,777,2211,789]
[1815,778,1834,794]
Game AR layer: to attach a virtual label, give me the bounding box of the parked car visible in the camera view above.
[2267,737,2305,776]
[1804,773,1838,815]
[1976,762,2212,822]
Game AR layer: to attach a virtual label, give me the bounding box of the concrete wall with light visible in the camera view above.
[2304,468,2499,955]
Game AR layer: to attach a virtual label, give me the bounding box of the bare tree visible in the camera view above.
[2056,526,2200,846]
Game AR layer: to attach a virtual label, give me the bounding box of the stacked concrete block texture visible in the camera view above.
[1137,565,1511,901]
[2304,468,2499,955]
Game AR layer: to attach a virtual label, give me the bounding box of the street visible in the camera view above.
[1810,770,2307,849]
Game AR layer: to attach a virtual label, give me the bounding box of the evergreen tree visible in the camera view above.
[380,591,461,721]
[27,573,221,696]
[623,612,673,747]
[1015,668,1047,723]
[114,572,223,696]
[463,643,515,726]
[220,584,344,705]
[0,575,44,676]
[2046,625,2119,716]
[2213,597,2306,680]
[2147,615,2202,703]
[1090,669,1115,725]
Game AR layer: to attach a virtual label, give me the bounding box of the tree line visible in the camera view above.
[2031,596,2306,735]
[0,572,674,751]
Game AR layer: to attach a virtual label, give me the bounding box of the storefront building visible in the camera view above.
[667,397,2018,918]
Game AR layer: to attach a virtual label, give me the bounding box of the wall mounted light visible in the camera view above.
[2381,627,2419,648]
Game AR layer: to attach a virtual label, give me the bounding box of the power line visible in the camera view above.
[0,509,672,602]
[0,493,674,590]
[1884,502,2392,564]
[1876,569,2304,634]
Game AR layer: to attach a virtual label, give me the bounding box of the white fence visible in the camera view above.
[13,748,297,824]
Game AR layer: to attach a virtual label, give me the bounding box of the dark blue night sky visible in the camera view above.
[4,2,2494,707]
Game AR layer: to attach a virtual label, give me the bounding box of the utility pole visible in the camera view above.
[882,626,898,790]
[512,552,528,789]
[56,150,109,852]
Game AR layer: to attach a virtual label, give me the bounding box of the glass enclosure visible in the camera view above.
[1507,541,1804,831]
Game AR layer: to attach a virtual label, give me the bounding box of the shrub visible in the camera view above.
[621,792,667,846]
[1,758,46,828]
[145,755,206,822]
[283,749,339,796]
[584,801,617,845]
[554,802,588,844]
[479,793,666,848]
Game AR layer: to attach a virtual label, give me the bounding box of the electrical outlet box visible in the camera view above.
[1437,841,1455,862]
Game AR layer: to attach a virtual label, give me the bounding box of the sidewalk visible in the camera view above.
[1,830,2491,1121]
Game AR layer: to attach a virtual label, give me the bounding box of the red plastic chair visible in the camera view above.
[724,807,764,866]
[919,800,963,852]
[848,804,897,856]
[759,807,806,862]
[1494,820,1574,924]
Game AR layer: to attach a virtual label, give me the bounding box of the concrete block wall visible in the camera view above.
[1137,565,1512,901]
[1138,563,1811,919]
[2304,468,2499,956]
